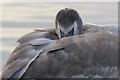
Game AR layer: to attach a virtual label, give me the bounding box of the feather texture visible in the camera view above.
[0,24,118,79]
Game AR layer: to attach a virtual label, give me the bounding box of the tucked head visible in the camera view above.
[55,8,83,38]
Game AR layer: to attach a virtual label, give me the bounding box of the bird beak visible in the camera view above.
[56,22,78,39]
[59,25,74,38]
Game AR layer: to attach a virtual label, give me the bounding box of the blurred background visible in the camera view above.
[1,2,118,70]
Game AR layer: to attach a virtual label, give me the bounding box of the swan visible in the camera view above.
[0,8,118,78]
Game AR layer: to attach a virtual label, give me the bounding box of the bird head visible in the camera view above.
[55,8,83,38]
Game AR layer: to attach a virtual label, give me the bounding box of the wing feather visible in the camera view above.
[0,29,57,79]
[0,24,118,78]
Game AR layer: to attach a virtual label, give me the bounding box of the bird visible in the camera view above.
[0,8,118,79]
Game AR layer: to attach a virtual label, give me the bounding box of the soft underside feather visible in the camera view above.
[0,24,118,78]
[29,38,54,45]
[17,32,49,43]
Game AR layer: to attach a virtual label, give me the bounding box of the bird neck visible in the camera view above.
[74,21,83,35]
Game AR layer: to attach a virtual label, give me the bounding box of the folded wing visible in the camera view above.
[0,29,58,78]
[0,24,118,78]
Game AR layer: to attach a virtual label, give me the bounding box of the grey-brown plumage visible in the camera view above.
[21,25,118,78]
[0,9,118,79]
